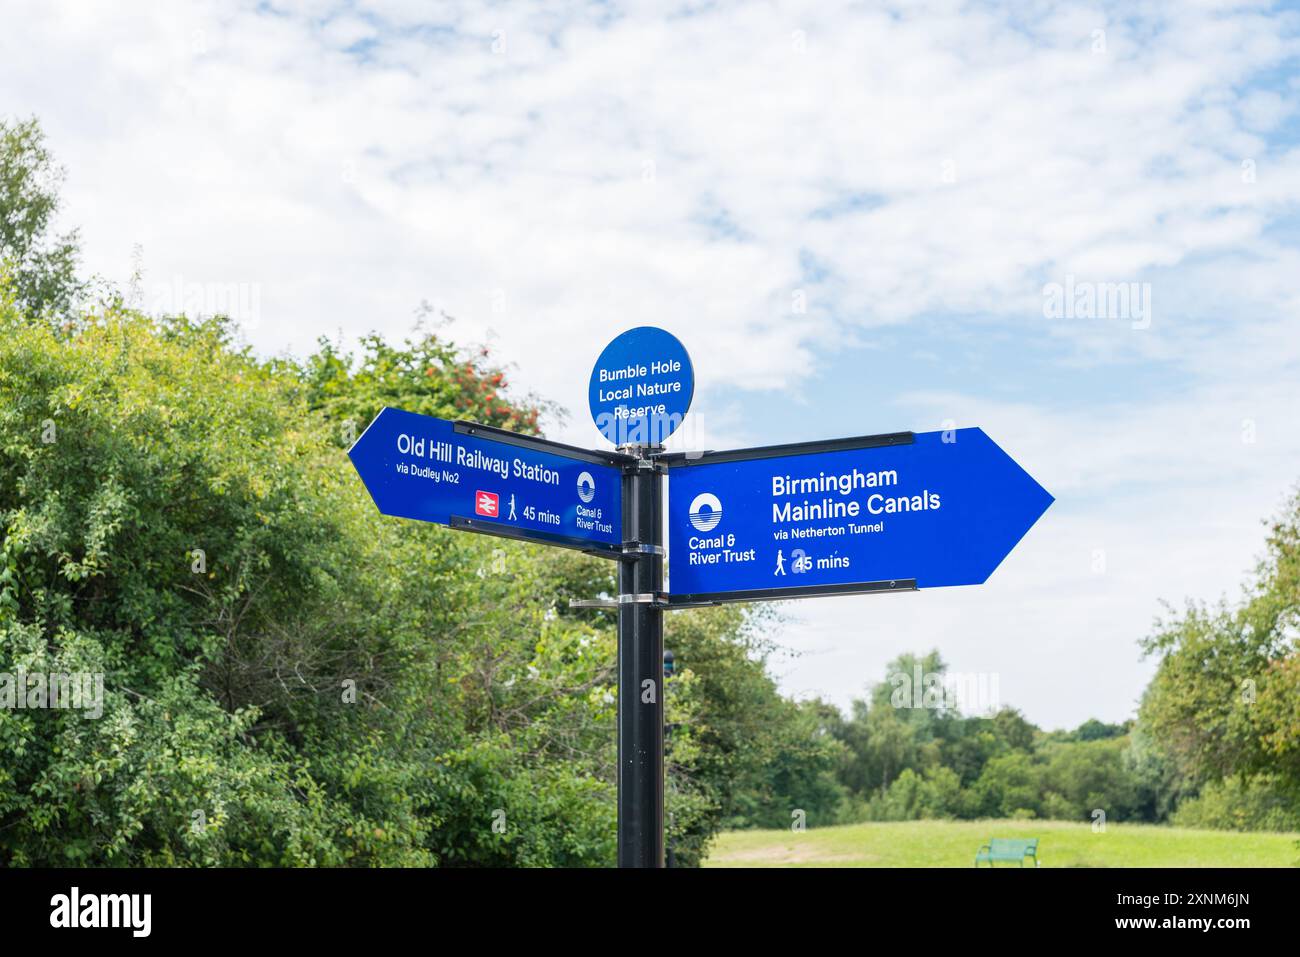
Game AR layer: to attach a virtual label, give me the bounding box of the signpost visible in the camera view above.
[349,326,1053,869]
[664,428,1054,603]
[348,407,626,555]
[588,326,694,446]
[584,325,693,867]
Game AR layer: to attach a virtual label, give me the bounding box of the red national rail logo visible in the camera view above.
[474,490,499,518]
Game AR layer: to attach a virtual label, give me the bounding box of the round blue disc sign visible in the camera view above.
[589,326,694,447]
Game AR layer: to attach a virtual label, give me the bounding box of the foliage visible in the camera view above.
[823,501,1300,838]
[826,654,1167,827]
[0,298,628,865]
[297,331,548,443]
[658,604,847,863]
[1135,486,1300,830]
[1170,775,1300,833]
[0,117,85,320]
[0,283,840,866]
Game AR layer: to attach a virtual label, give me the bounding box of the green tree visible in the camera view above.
[2,282,838,866]
[298,331,550,441]
[0,117,85,319]
[1135,487,1300,829]
[660,605,847,859]
[1038,737,1145,822]
[971,751,1042,818]
[0,296,630,865]
[1072,718,1127,742]
[1138,490,1300,784]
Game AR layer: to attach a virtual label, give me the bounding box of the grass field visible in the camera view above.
[704,818,1300,867]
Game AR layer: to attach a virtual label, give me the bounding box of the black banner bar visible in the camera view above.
[664,577,918,607]
[453,420,635,467]
[659,430,915,468]
[449,514,624,558]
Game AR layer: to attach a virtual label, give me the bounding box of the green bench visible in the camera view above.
[975,837,1039,867]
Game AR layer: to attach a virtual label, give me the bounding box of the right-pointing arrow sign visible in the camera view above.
[665,428,1053,603]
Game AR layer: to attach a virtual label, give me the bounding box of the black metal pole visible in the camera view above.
[617,451,664,868]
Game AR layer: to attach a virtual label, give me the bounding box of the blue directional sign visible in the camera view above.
[350,407,623,554]
[666,428,1052,600]
[589,326,694,446]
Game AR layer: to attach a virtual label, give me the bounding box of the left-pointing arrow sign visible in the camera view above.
[348,407,626,556]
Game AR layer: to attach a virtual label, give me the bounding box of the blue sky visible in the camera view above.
[4,0,1299,728]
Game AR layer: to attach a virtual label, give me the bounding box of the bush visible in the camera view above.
[1171,776,1300,833]
[0,300,622,865]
